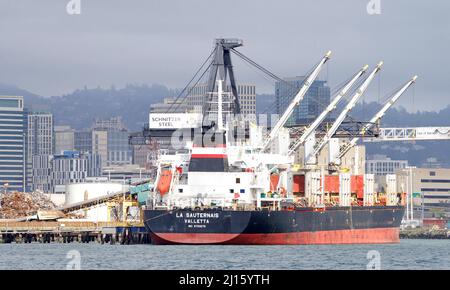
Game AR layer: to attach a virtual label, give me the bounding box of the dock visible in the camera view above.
[0,220,150,244]
[400,228,450,240]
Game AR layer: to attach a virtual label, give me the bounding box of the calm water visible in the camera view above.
[0,239,448,270]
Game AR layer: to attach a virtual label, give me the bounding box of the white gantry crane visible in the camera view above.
[262,51,332,152]
[334,75,418,163]
[305,61,384,164]
[287,64,369,156]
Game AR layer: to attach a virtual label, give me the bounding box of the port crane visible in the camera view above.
[261,51,332,152]
[305,62,384,164]
[287,64,369,156]
[334,75,418,163]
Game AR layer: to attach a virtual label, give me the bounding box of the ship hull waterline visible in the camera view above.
[144,206,405,245]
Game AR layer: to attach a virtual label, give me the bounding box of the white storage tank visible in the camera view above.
[65,182,128,222]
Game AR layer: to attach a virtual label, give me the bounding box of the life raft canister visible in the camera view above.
[157,170,172,195]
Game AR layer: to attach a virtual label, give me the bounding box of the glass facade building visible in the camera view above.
[275,77,330,126]
[0,96,26,192]
[27,113,53,191]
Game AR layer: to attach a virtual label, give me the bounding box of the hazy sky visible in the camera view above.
[0,0,449,111]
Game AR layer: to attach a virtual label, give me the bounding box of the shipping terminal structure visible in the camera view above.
[140,39,417,245]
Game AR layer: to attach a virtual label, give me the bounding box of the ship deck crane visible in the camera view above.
[287,64,369,156]
[306,61,383,164]
[335,75,418,162]
[261,51,332,152]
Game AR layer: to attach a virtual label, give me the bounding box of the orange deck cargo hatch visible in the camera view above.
[351,175,364,199]
[293,175,305,193]
[324,175,339,193]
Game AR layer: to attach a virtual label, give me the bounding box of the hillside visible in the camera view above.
[1,83,449,167]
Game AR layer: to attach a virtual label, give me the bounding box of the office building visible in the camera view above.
[275,77,330,126]
[54,125,75,154]
[26,113,53,191]
[32,151,102,193]
[0,96,26,192]
[366,154,408,176]
[106,129,132,166]
[73,117,132,168]
[92,117,131,167]
[92,116,127,131]
[92,130,108,167]
[74,130,92,153]
[396,168,450,220]
[187,83,256,119]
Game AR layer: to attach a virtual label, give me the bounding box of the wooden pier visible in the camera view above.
[0,220,150,244]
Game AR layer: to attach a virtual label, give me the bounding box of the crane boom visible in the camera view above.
[262,50,332,151]
[287,64,369,155]
[307,61,383,162]
[337,75,418,159]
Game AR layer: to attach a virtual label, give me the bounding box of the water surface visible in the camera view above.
[0,239,448,270]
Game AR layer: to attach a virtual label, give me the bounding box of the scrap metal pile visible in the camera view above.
[0,191,56,219]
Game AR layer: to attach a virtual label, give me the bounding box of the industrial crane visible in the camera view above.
[287,64,369,156]
[261,51,332,152]
[370,126,450,142]
[334,75,418,163]
[305,61,383,164]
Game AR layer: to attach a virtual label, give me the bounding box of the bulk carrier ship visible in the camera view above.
[143,39,413,245]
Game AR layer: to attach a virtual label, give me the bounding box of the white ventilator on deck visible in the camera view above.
[339,173,351,206]
[288,64,369,155]
[262,51,331,152]
[386,174,398,206]
[363,174,375,206]
[306,61,383,165]
[336,75,418,161]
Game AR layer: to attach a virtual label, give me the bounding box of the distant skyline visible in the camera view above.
[0,0,449,111]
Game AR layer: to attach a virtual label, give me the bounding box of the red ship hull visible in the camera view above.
[145,206,404,245]
[150,227,399,245]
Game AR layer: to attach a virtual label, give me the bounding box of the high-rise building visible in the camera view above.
[0,96,26,192]
[54,125,75,154]
[106,129,132,166]
[187,83,256,119]
[74,130,92,153]
[92,116,127,131]
[27,113,53,191]
[32,151,102,193]
[92,130,108,167]
[92,117,132,167]
[73,117,132,169]
[275,77,330,126]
